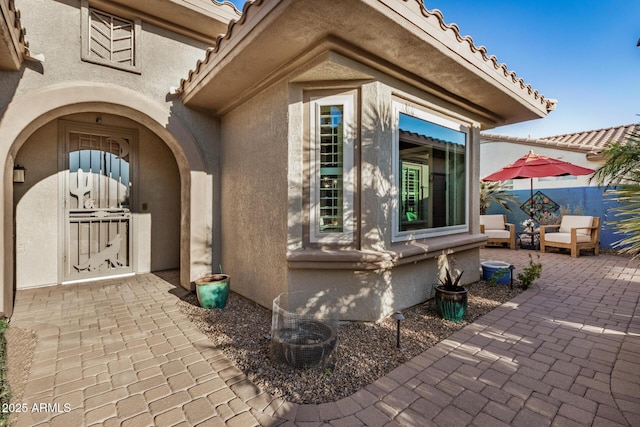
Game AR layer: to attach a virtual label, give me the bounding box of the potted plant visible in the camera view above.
[481,260,512,285]
[195,272,230,309]
[434,268,467,322]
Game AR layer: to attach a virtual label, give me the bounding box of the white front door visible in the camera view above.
[61,121,136,283]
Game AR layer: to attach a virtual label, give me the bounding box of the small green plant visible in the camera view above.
[488,269,507,286]
[517,254,542,289]
[439,268,464,292]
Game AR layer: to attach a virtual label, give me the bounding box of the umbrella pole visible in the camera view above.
[530,178,534,248]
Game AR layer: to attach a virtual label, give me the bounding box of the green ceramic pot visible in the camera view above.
[434,285,467,323]
[195,274,230,309]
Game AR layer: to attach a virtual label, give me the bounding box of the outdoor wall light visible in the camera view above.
[392,311,405,348]
[13,165,25,183]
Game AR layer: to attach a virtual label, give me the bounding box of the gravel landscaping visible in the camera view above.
[177,281,524,404]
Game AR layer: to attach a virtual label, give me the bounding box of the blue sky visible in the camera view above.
[223,1,640,139]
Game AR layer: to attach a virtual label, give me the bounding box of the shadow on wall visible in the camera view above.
[168,100,221,283]
[284,96,465,321]
[0,67,25,124]
[1,57,45,122]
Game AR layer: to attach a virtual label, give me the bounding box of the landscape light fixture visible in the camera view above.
[509,265,516,290]
[392,311,405,348]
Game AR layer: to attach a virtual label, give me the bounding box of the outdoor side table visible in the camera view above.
[519,231,540,250]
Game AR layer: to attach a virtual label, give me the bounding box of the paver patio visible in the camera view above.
[7,248,640,426]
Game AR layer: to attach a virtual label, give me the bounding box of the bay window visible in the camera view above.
[393,102,469,241]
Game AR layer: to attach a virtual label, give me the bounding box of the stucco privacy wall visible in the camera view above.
[479,140,621,246]
[0,0,224,314]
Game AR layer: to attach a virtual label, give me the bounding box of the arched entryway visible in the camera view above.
[0,82,214,316]
[15,113,182,286]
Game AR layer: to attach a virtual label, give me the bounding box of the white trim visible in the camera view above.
[392,100,470,242]
[309,94,355,243]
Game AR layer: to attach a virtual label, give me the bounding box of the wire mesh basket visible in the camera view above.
[271,291,339,369]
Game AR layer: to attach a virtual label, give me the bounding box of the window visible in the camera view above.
[310,94,355,243]
[393,101,469,241]
[81,0,141,73]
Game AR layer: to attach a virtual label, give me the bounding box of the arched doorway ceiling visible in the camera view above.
[0,81,204,172]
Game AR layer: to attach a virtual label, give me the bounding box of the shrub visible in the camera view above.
[517,254,542,289]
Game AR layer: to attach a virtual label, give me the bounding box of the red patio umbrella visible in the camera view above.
[482,150,595,246]
[483,150,595,182]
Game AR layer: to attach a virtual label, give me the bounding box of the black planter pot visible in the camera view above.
[435,286,468,323]
[272,320,338,369]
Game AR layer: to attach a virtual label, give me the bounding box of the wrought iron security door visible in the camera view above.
[63,124,134,282]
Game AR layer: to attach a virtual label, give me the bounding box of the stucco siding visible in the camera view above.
[0,1,218,310]
[14,122,59,288]
[220,81,290,310]
[360,81,394,252]
[284,76,483,321]
[11,0,209,108]
[137,125,181,271]
[288,247,479,321]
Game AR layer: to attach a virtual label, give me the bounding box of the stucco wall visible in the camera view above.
[13,123,58,287]
[1,0,220,312]
[137,124,181,271]
[360,82,394,252]
[283,76,483,321]
[219,81,290,310]
[288,250,479,321]
[10,0,208,108]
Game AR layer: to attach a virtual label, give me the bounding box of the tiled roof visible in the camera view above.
[481,123,640,158]
[178,0,262,93]
[420,6,556,113]
[541,123,639,152]
[178,0,556,114]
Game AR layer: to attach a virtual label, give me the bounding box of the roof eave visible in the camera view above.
[0,0,27,70]
[90,0,240,43]
[180,0,553,124]
[481,132,594,154]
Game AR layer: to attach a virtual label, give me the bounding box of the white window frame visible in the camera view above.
[309,94,355,243]
[81,0,141,74]
[392,100,470,242]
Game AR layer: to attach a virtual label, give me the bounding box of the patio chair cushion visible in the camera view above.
[484,230,511,239]
[558,215,593,235]
[543,232,593,244]
[480,214,506,230]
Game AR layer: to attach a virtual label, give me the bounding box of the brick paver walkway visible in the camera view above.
[8,248,640,426]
